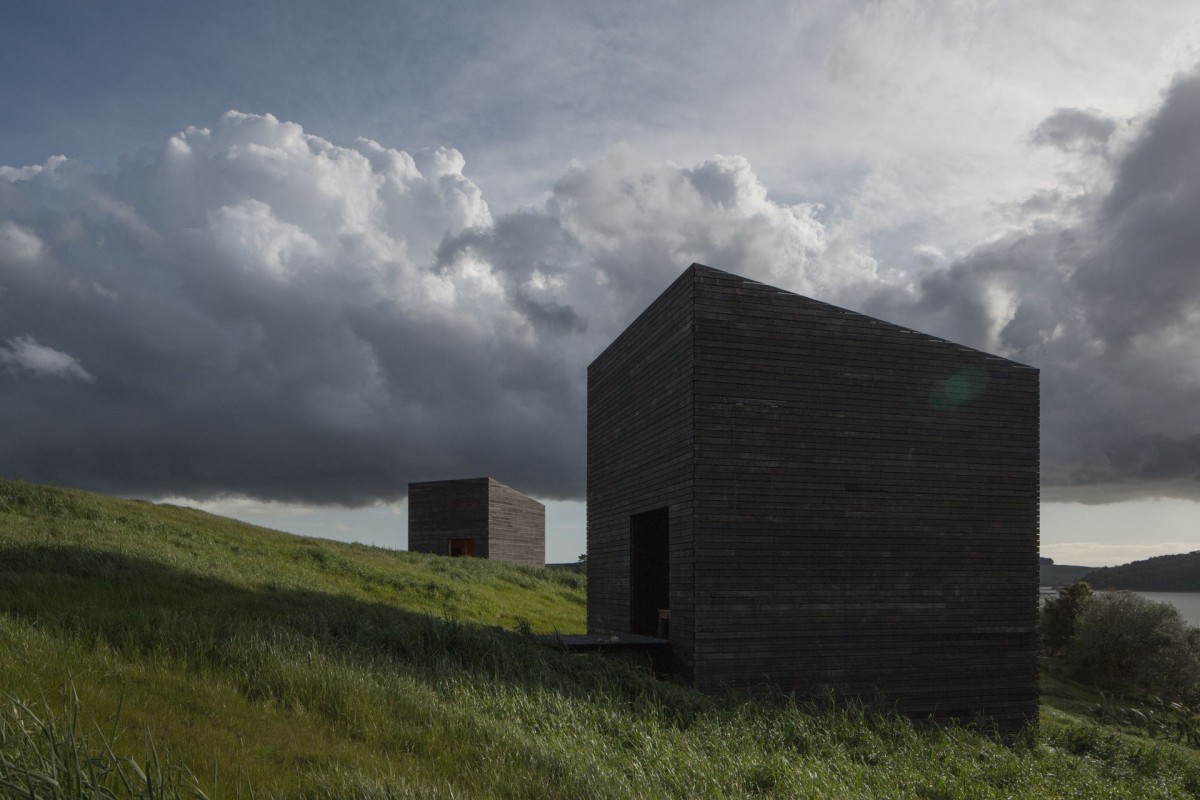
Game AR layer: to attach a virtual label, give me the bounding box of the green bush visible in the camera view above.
[1040,581,1093,656]
[1062,591,1200,702]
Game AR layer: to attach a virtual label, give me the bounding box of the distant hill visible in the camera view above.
[1040,557,1096,587]
[1083,551,1200,591]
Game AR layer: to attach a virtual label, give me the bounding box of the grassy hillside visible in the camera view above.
[3,477,1200,798]
[1084,551,1200,591]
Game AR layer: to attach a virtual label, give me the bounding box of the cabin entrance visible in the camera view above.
[629,507,669,638]
[448,537,476,557]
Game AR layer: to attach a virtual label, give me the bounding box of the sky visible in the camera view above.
[4,1,1200,566]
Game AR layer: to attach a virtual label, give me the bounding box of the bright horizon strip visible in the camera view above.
[155,495,1200,570]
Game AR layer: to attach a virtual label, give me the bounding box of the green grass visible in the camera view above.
[1040,666,1109,718]
[3,476,1200,798]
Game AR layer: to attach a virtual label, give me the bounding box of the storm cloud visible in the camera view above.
[0,112,834,504]
[866,68,1200,501]
[6,65,1200,507]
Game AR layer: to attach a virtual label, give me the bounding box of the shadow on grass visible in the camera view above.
[0,543,703,720]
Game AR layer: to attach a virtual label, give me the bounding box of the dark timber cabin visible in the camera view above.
[587,264,1039,735]
[408,477,545,567]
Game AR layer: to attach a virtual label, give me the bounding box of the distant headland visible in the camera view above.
[1041,553,1200,592]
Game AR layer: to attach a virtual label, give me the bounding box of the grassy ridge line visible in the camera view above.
[0,477,585,634]
[2,477,1200,798]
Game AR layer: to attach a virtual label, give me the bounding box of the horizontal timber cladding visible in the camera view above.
[689,264,1039,735]
[587,262,1038,736]
[486,479,546,567]
[408,477,545,567]
[408,478,491,559]
[587,267,696,670]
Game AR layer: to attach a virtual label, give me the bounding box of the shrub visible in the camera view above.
[1063,591,1200,702]
[1040,581,1093,656]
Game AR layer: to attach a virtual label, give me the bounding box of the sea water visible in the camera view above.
[1133,592,1200,628]
[1040,587,1200,628]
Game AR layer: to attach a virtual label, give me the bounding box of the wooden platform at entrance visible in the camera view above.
[536,633,669,650]
[535,633,674,674]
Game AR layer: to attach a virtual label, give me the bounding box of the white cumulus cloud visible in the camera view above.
[0,111,845,503]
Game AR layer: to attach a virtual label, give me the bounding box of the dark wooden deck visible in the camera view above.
[537,633,668,649]
[535,633,674,674]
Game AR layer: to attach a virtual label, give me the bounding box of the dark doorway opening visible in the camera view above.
[629,507,669,637]
[448,537,476,557]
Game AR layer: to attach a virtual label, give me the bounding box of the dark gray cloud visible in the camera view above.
[1031,107,1117,154]
[864,69,1200,501]
[7,70,1200,507]
[0,114,579,503]
[1076,74,1200,348]
[0,114,832,504]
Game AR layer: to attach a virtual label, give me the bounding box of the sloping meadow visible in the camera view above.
[1,477,1198,798]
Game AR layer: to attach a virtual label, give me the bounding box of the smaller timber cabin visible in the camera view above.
[408,477,545,567]
[587,264,1039,736]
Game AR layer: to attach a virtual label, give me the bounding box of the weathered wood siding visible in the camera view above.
[689,265,1039,735]
[408,477,545,567]
[486,478,546,567]
[587,263,1039,735]
[587,269,696,671]
[409,478,491,558]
